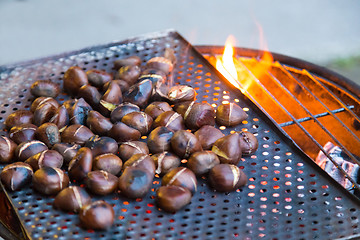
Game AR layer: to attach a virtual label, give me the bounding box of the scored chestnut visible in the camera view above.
[0,136,17,163]
[79,201,115,230]
[4,110,33,130]
[32,167,69,195]
[93,153,123,176]
[52,143,81,164]
[216,103,248,126]
[86,69,112,88]
[144,101,172,119]
[48,105,69,130]
[114,56,141,70]
[118,141,149,162]
[25,149,63,171]
[86,110,113,136]
[170,130,202,159]
[212,133,242,165]
[53,186,91,213]
[117,65,141,85]
[208,164,247,192]
[63,66,88,96]
[147,126,174,154]
[0,162,33,191]
[194,125,224,150]
[61,125,94,146]
[84,135,118,156]
[123,79,153,109]
[121,111,153,136]
[110,102,140,123]
[15,140,48,162]
[156,185,192,213]
[122,153,155,175]
[33,101,57,126]
[146,56,173,76]
[152,111,185,132]
[108,122,141,143]
[238,131,259,155]
[35,123,61,147]
[162,167,197,194]
[85,170,118,195]
[118,167,153,198]
[68,147,93,182]
[187,151,220,176]
[151,152,181,176]
[68,98,93,126]
[30,80,60,98]
[184,102,215,131]
[78,85,102,109]
[30,97,59,113]
[167,85,196,103]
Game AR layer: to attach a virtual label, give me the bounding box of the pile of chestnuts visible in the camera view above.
[0,49,258,231]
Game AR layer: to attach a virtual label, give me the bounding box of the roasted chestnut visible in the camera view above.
[32,167,69,195]
[110,102,140,123]
[0,136,17,163]
[86,69,112,88]
[187,151,220,176]
[30,80,60,98]
[170,130,202,159]
[52,143,81,164]
[68,147,93,182]
[144,101,172,119]
[238,131,259,155]
[78,85,102,109]
[9,124,36,146]
[184,102,215,130]
[33,102,57,126]
[48,105,69,130]
[53,186,91,213]
[151,152,181,176]
[123,79,153,109]
[25,149,63,171]
[114,56,141,70]
[4,110,33,129]
[84,135,118,156]
[212,133,242,165]
[104,79,130,93]
[146,57,173,76]
[122,153,155,175]
[173,101,194,118]
[86,110,113,136]
[118,141,149,162]
[63,66,88,96]
[30,97,59,112]
[208,164,247,192]
[147,126,174,154]
[161,167,197,194]
[68,98,93,126]
[167,85,196,103]
[0,162,33,191]
[93,153,123,176]
[121,111,153,136]
[79,201,114,230]
[35,123,61,147]
[108,122,141,143]
[118,167,153,198]
[101,81,123,105]
[194,125,224,150]
[85,170,118,195]
[152,111,185,132]
[61,124,94,146]
[15,140,48,162]
[216,103,248,126]
[156,185,192,213]
[117,65,141,85]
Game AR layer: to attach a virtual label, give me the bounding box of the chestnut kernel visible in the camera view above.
[162,167,197,194]
[156,185,191,213]
[108,122,141,143]
[144,101,172,119]
[151,152,181,176]
[25,149,63,171]
[123,79,153,109]
[52,143,81,164]
[15,140,48,162]
[93,153,123,176]
[86,69,112,88]
[35,123,61,147]
[53,186,91,213]
[238,131,259,155]
[30,80,60,98]
[32,167,69,195]
[121,111,153,136]
[118,141,149,162]
[61,124,94,146]
[10,123,37,145]
[153,111,185,132]
[63,66,88,96]
[147,126,174,154]
[187,151,220,176]
[79,201,114,230]
[84,135,118,156]
[0,136,17,163]
[85,170,118,195]
[118,167,153,198]
[86,110,113,136]
[167,85,196,103]
[208,164,247,192]
[5,110,33,130]
[194,125,224,150]
[68,147,93,182]
[184,102,215,131]
[212,133,242,165]
[110,102,140,123]
[170,130,202,159]
[122,153,155,175]
[0,162,33,191]
[216,103,248,126]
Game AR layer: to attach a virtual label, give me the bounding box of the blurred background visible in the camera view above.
[0,0,359,84]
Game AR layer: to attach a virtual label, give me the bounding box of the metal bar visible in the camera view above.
[279,106,355,127]
[232,57,360,194]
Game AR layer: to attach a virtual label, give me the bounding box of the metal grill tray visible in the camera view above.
[0,30,359,240]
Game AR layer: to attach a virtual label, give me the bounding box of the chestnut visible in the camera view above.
[144,101,172,119]
[162,167,197,194]
[33,101,57,126]
[93,153,123,176]
[68,98,92,126]
[85,170,118,195]
[62,99,76,113]
[118,141,149,162]
[61,124,94,146]
[117,65,141,85]
[216,103,248,126]
[153,111,185,132]
[4,110,33,129]
[147,126,174,154]
[173,101,194,118]
[68,147,93,182]
[156,185,192,213]
[108,122,141,143]
[25,149,63,171]
[63,66,88,96]
[187,151,220,176]
[151,152,181,176]
[122,153,155,175]
[84,135,118,156]
[52,143,81,164]
[212,133,242,165]
[114,56,141,70]
[0,136,17,163]
[79,201,114,230]
[78,85,102,109]
[15,140,48,162]
[184,102,215,131]
[0,162,33,191]
[30,80,60,98]
[146,56,173,76]
[32,167,69,195]
[9,122,37,144]
[238,131,259,155]
[138,68,167,85]
[194,125,225,150]
[110,102,140,123]
[208,164,247,192]
[86,69,112,88]
[98,100,117,118]
[48,105,69,130]
[104,79,130,93]
[118,167,153,198]
[101,81,123,105]
[123,79,153,109]
[121,111,153,136]
[86,110,113,136]
[53,186,91,213]
[167,85,196,103]
[35,123,61,147]
[30,97,59,112]
[170,130,202,159]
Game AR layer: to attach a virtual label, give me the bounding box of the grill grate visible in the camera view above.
[0,30,360,239]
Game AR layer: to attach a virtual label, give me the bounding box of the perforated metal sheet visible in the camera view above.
[0,30,360,240]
